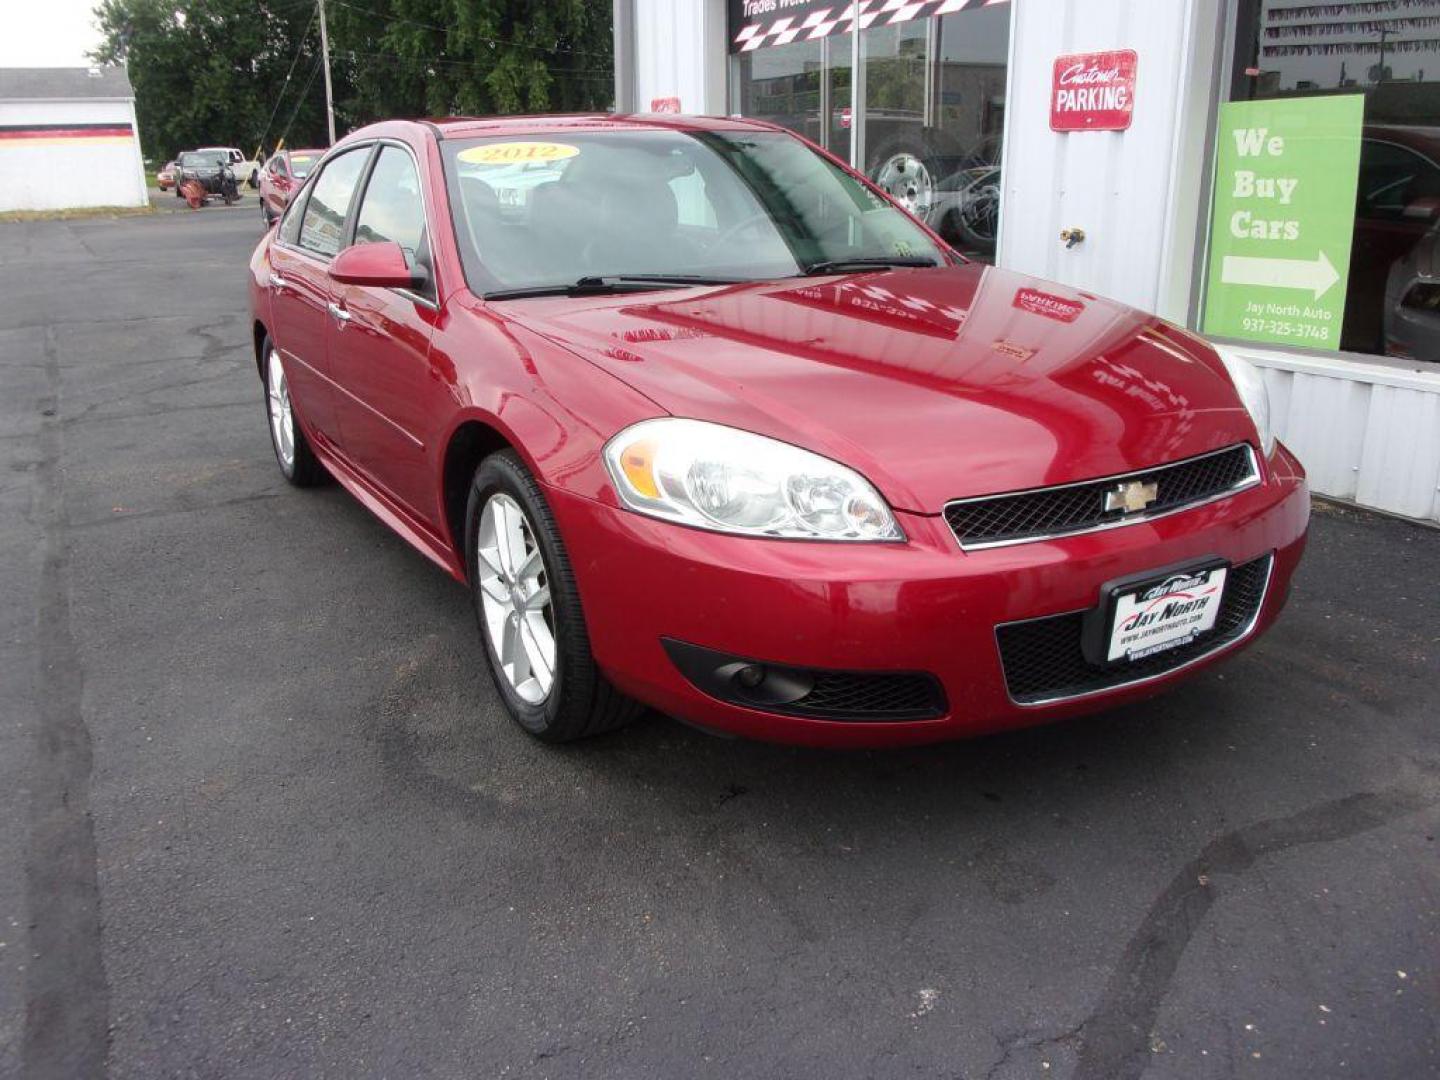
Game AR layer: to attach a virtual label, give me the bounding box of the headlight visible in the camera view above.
[1213,346,1275,457]
[603,418,904,541]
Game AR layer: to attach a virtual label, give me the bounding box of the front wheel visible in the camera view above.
[466,451,642,742]
[263,338,327,486]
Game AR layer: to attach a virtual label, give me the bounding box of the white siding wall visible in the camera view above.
[997,0,1222,323]
[630,0,728,114]
[1236,347,1440,523]
[0,98,148,212]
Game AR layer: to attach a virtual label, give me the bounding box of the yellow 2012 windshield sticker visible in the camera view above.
[458,141,580,165]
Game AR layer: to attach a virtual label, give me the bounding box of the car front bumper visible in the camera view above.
[547,442,1310,747]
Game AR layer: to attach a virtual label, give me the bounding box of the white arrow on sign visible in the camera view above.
[1220,251,1340,301]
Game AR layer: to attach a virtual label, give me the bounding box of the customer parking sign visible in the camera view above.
[1202,95,1364,348]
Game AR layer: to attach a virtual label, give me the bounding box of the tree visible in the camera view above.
[93,0,329,159]
[326,0,612,127]
[92,0,613,160]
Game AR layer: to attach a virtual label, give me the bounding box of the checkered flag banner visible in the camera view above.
[732,0,1011,54]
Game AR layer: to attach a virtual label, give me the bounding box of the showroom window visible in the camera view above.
[729,0,1010,261]
[1203,0,1440,360]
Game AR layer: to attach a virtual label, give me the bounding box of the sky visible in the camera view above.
[0,0,105,68]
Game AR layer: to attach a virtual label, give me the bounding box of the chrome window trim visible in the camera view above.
[945,443,1261,551]
[994,552,1275,708]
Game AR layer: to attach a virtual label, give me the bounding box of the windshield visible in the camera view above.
[180,152,224,168]
[441,129,950,295]
[290,153,318,178]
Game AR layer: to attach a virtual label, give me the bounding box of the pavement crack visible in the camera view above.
[22,323,111,1078]
[1072,785,1436,1080]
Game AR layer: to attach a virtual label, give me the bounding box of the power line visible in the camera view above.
[255,5,318,154]
[275,55,324,149]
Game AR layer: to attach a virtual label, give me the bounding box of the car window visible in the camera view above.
[1358,140,1440,220]
[354,146,428,263]
[289,154,317,179]
[444,129,946,294]
[298,147,370,258]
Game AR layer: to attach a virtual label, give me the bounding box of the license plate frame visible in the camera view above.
[1081,557,1231,667]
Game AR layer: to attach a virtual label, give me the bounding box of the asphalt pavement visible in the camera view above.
[2,207,1437,1080]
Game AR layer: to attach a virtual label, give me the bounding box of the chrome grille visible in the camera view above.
[945,444,1259,549]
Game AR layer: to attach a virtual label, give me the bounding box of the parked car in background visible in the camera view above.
[157,160,178,190]
[197,145,261,188]
[259,148,324,225]
[1384,221,1440,361]
[176,150,239,205]
[248,115,1307,748]
[1343,125,1440,353]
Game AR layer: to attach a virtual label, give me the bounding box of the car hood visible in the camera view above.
[501,263,1257,513]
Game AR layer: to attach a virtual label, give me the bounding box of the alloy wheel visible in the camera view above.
[476,492,556,704]
[874,153,935,220]
[266,348,295,471]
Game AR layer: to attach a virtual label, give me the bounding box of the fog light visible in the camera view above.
[733,664,766,689]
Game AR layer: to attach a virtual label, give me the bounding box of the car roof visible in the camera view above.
[1364,124,1440,158]
[339,113,783,145]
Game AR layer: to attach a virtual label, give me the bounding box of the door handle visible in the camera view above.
[327,301,352,326]
[268,272,288,290]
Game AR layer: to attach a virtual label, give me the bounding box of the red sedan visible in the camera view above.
[258,148,324,226]
[247,115,1309,747]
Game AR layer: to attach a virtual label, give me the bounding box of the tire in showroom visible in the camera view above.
[868,133,944,232]
[465,450,643,742]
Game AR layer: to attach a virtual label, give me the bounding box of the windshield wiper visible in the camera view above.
[485,274,746,300]
[802,256,942,276]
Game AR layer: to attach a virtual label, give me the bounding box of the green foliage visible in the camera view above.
[93,0,326,159]
[93,0,614,160]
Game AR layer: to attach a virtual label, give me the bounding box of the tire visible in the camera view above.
[262,336,327,487]
[951,169,1001,256]
[465,450,643,743]
[868,134,943,227]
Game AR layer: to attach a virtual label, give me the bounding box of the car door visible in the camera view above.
[266,145,373,447]
[326,142,445,527]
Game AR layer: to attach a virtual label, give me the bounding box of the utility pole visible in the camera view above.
[1375,26,1394,85]
[318,0,337,145]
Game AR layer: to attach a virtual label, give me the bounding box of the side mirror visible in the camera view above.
[328,241,424,289]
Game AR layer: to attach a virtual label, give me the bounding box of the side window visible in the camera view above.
[268,155,286,178]
[353,145,431,293]
[1357,142,1440,221]
[298,148,370,258]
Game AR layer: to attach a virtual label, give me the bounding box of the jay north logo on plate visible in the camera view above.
[1104,479,1159,514]
[1108,567,1229,662]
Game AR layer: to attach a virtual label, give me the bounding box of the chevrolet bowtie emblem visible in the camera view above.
[1104,479,1159,514]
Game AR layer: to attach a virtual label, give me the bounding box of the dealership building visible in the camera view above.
[0,66,149,214]
[612,0,1440,523]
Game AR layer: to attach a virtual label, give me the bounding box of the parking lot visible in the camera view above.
[2,208,1437,1079]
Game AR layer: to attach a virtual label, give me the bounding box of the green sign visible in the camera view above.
[1202,95,1364,349]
